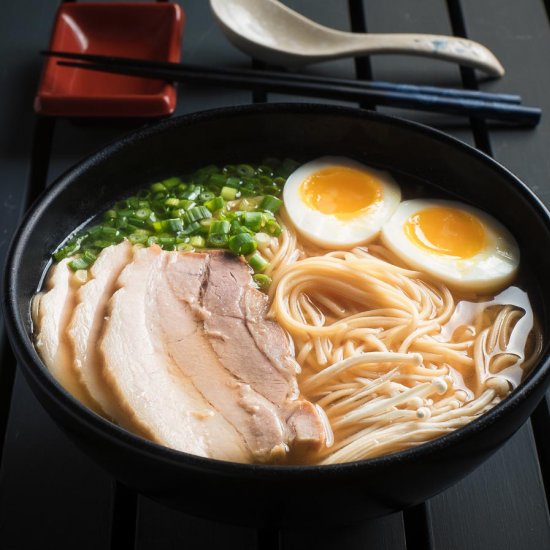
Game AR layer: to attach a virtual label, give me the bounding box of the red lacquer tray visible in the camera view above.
[35,1,184,117]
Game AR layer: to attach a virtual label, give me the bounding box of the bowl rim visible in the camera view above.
[5,102,550,478]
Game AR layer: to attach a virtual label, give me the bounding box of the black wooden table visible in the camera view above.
[1,1,550,549]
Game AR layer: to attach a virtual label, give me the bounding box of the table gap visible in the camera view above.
[445,0,492,154]
[348,0,375,108]
[0,340,16,467]
[403,502,434,550]
[251,60,268,103]
[531,401,550,506]
[110,481,139,550]
[536,0,550,508]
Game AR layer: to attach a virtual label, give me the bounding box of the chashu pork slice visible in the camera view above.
[67,241,133,417]
[33,258,99,411]
[199,251,326,455]
[159,250,290,459]
[99,245,250,462]
[163,249,326,458]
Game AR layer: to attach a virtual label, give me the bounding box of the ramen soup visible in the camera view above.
[31,157,542,465]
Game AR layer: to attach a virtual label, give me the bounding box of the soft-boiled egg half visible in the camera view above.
[381,199,519,293]
[283,156,401,248]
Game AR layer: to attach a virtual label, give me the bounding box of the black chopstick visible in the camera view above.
[42,50,521,105]
[54,58,541,127]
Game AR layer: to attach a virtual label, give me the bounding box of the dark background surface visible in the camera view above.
[1,1,550,549]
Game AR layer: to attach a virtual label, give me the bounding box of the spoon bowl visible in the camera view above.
[210,0,504,77]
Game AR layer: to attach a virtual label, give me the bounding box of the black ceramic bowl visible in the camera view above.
[4,104,550,527]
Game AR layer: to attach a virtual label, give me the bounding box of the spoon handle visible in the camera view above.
[348,33,504,77]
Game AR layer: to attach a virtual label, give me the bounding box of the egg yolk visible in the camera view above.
[299,166,382,220]
[404,206,486,258]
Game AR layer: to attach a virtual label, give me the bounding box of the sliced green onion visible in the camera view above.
[228,233,257,256]
[127,197,140,209]
[150,220,163,232]
[117,208,134,217]
[265,219,282,237]
[189,235,206,248]
[128,233,148,245]
[150,182,167,193]
[164,198,180,208]
[104,209,117,220]
[242,212,264,232]
[127,217,147,228]
[225,177,241,188]
[210,220,231,235]
[86,226,102,238]
[101,226,120,240]
[260,195,283,213]
[114,217,128,230]
[137,189,151,199]
[158,235,176,246]
[199,191,215,202]
[162,218,184,233]
[181,221,201,235]
[208,173,227,187]
[221,186,238,200]
[176,243,194,251]
[162,176,181,189]
[181,199,197,209]
[93,240,113,249]
[257,165,274,175]
[83,250,97,263]
[248,252,269,273]
[207,234,229,248]
[253,273,272,289]
[183,206,211,224]
[69,257,90,271]
[237,164,255,177]
[170,208,186,218]
[204,196,225,212]
[53,241,80,262]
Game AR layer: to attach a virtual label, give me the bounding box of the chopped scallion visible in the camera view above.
[221,186,238,200]
[228,233,257,256]
[253,274,272,289]
[189,235,206,248]
[260,195,283,213]
[248,252,269,273]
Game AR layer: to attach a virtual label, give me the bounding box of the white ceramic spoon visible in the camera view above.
[210,0,504,77]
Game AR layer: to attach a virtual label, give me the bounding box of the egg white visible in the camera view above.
[283,156,401,249]
[381,199,520,293]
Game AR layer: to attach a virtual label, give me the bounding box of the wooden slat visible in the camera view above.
[429,426,550,550]
[281,515,406,550]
